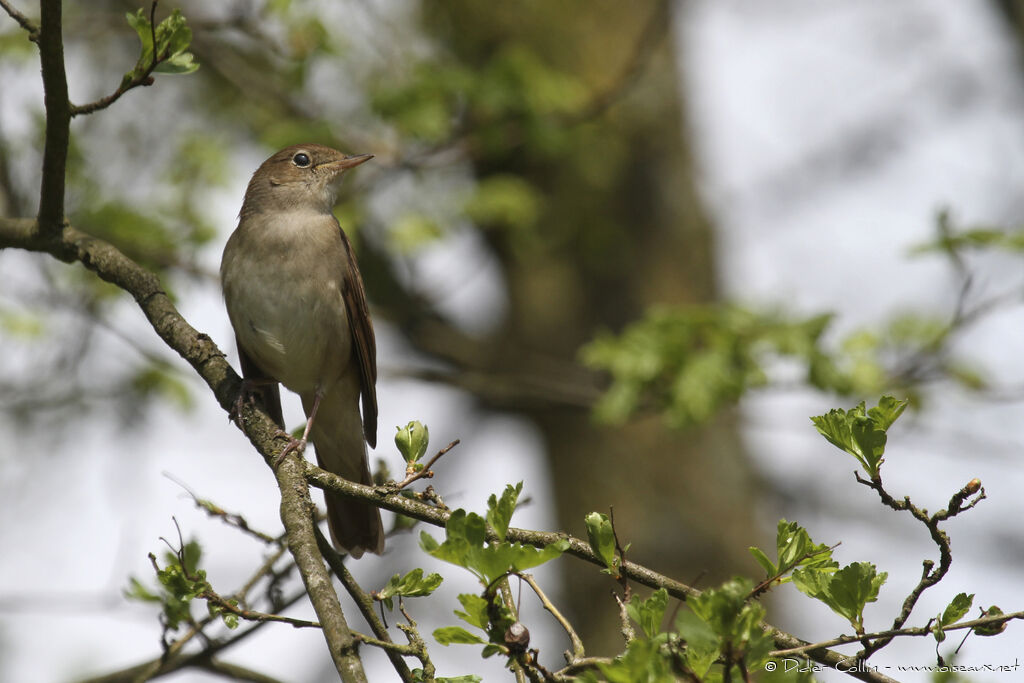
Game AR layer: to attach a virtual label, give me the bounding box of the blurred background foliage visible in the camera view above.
[3,0,1024,661]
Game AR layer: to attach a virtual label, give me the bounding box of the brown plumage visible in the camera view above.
[221,144,383,557]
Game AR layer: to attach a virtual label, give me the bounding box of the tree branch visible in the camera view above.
[275,455,367,681]
[316,528,417,682]
[36,0,69,237]
[0,0,37,38]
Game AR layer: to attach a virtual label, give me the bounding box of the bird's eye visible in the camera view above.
[292,152,311,168]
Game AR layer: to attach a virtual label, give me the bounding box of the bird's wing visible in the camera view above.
[338,224,378,448]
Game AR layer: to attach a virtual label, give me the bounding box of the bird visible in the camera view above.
[221,143,383,557]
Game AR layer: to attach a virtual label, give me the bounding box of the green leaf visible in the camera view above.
[793,562,887,632]
[595,637,679,683]
[208,599,240,629]
[395,421,430,463]
[433,626,487,646]
[689,578,767,648]
[154,9,191,58]
[585,512,618,574]
[154,51,199,75]
[126,540,211,632]
[939,593,974,628]
[422,497,568,585]
[748,546,776,576]
[122,8,198,84]
[867,395,908,431]
[376,569,443,610]
[486,483,522,542]
[454,593,490,630]
[750,520,836,586]
[811,397,908,478]
[436,677,483,683]
[675,610,720,678]
[125,9,154,74]
[626,588,669,639]
[973,606,1007,636]
[123,576,160,603]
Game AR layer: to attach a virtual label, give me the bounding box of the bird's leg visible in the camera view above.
[230,377,276,425]
[272,388,324,467]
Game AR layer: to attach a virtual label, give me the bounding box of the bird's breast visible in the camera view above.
[222,213,352,394]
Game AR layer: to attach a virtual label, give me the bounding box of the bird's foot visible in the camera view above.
[229,378,265,425]
[272,430,307,468]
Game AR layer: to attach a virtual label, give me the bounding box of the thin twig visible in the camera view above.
[519,573,585,663]
[393,439,460,489]
[70,1,162,117]
[202,590,321,629]
[0,0,37,38]
[316,527,417,683]
[854,473,986,659]
[770,608,1024,658]
[608,506,630,598]
[165,473,279,544]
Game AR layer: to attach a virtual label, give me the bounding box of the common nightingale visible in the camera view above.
[221,144,383,557]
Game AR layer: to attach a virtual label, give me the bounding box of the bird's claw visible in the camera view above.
[229,379,262,425]
[272,430,307,468]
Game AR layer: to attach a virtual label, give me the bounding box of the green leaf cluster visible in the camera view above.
[124,540,213,630]
[687,579,773,669]
[810,396,907,478]
[581,305,852,427]
[793,562,887,634]
[434,590,514,658]
[582,577,818,683]
[627,589,669,640]
[123,8,198,87]
[372,45,586,154]
[376,569,443,611]
[749,519,837,585]
[914,210,1024,255]
[434,593,515,659]
[583,637,683,683]
[425,485,567,658]
[421,484,567,585]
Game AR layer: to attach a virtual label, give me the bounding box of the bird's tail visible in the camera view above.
[304,389,384,558]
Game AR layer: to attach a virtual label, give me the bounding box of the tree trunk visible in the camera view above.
[422,0,759,653]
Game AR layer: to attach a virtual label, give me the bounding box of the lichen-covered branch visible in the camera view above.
[275,455,367,682]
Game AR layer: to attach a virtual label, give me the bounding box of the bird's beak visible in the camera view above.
[332,153,374,170]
